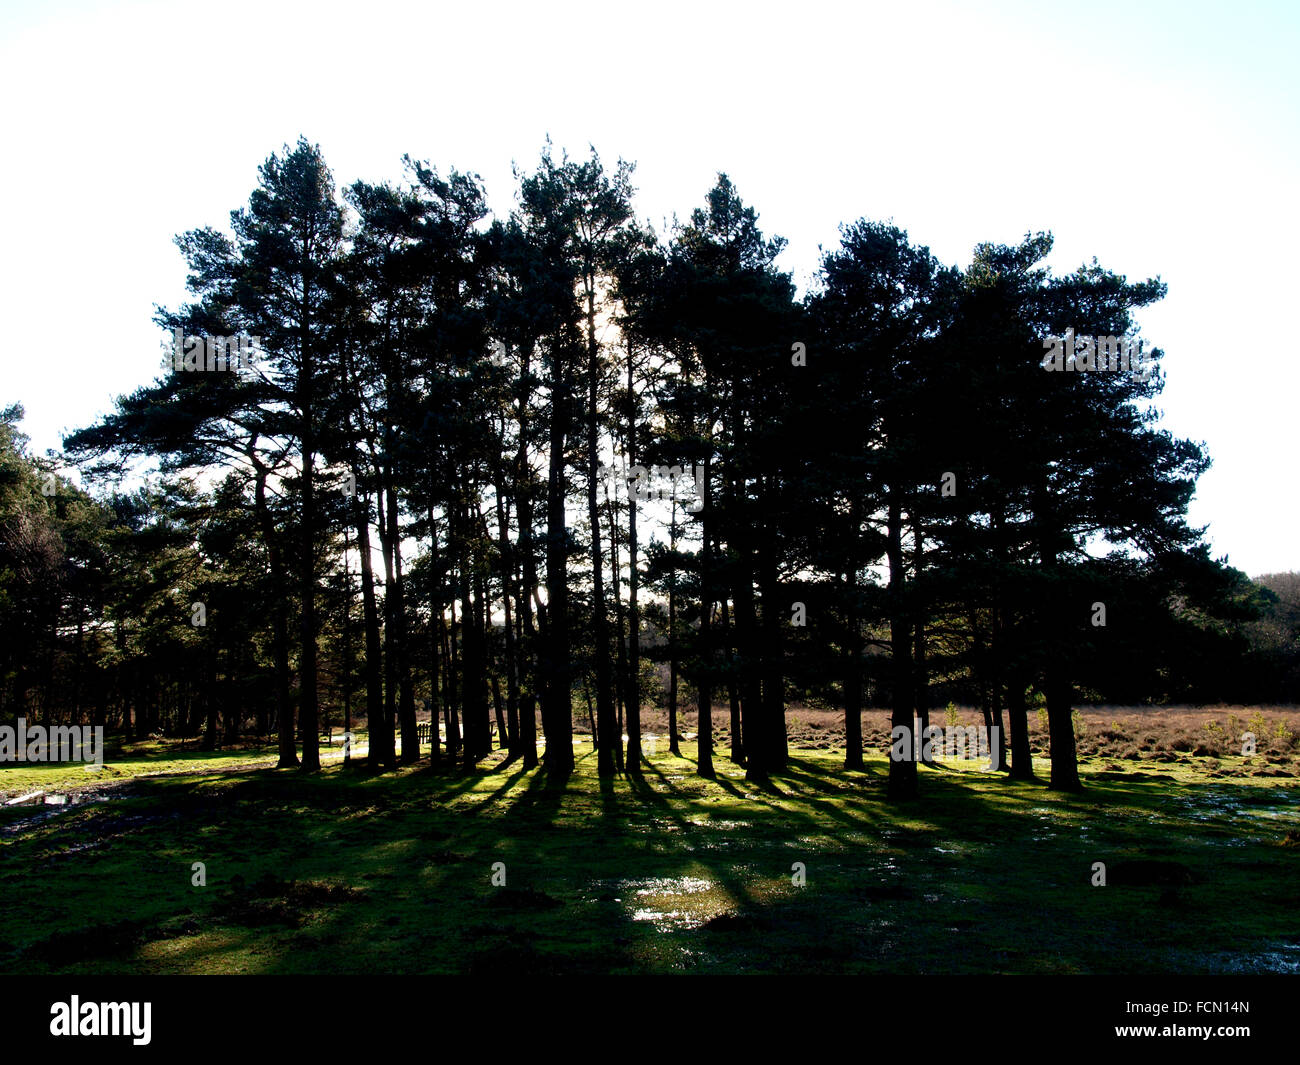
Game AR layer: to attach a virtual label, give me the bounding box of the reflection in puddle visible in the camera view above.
[0,789,120,836]
[1203,945,1300,974]
[634,875,713,897]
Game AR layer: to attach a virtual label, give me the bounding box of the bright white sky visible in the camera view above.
[1,0,1296,576]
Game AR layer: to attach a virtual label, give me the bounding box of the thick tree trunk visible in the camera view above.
[1036,492,1082,792]
[1046,669,1081,790]
[1006,678,1034,780]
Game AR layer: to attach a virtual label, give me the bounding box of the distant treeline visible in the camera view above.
[2,138,1295,796]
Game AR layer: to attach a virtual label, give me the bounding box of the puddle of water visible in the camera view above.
[0,789,121,836]
[592,875,730,932]
[634,876,713,896]
[1201,945,1300,974]
[631,908,705,930]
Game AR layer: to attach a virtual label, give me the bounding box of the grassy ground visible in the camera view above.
[2,710,1298,974]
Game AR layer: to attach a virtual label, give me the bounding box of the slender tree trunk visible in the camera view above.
[388,484,417,765]
[377,486,399,761]
[494,476,521,759]
[586,281,616,777]
[356,488,390,770]
[886,487,917,799]
[607,478,627,771]
[721,599,743,765]
[1036,492,1082,792]
[696,459,715,779]
[987,607,1007,772]
[517,508,540,771]
[736,561,766,781]
[426,506,442,766]
[543,350,574,776]
[757,486,786,769]
[255,467,296,768]
[491,672,508,751]
[844,560,864,770]
[396,570,418,762]
[625,350,642,769]
[912,515,932,765]
[461,495,491,765]
[343,525,355,766]
[668,496,680,756]
[444,598,460,759]
[298,331,320,772]
[515,346,540,771]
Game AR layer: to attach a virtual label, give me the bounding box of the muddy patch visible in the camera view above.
[26,918,153,965]
[485,887,562,912]
[214,873,368,928]
[1108,859,1198,886]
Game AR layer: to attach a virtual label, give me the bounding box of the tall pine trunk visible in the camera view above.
[585,279,617,777]
[886,488,917,799]
[542,349,574,775]
[696,458,715,779]
[843,555,864,770]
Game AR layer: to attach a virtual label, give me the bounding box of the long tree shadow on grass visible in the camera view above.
[3,749,1296,974]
